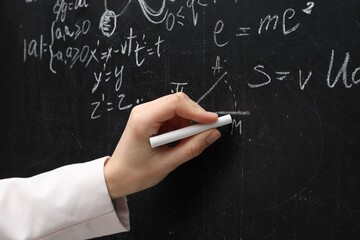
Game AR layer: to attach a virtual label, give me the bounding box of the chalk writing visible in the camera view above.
[225,2,315,40]
[327,50,360,88]
[170,82,188,93]
[21,0,358,127]
[302,2,315,14]
[248,50,359,90]
[99,10,117,37]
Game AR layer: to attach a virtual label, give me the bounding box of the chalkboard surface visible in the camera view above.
[2,0,360,239]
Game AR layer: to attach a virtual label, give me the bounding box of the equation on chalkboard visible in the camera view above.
[2,0,360,239]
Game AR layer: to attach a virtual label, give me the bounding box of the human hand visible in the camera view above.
[104,92,221,199]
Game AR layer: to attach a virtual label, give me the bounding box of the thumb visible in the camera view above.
[164,129,221,167]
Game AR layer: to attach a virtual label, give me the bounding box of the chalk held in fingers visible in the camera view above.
[149,114,232,148]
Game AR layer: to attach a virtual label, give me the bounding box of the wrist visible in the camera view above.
[104,157,122,199]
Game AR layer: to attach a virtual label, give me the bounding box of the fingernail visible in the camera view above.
[204,111,218,119]
[206,131,221,145]
[209,112,218,117]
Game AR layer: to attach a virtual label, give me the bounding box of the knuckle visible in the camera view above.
[130,104,141,115]
[172,92,188,103]
[129,106,143,126]
[189,143,204,159]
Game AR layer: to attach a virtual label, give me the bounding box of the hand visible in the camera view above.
[104,92,221,199]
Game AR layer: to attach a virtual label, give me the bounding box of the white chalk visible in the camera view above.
[149,114,232,148]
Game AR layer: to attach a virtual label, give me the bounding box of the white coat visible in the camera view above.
[0,157,130,240]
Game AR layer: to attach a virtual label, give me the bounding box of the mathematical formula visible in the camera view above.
[22,0,359,134]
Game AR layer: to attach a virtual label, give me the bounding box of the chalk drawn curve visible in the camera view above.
[239,87,324,215]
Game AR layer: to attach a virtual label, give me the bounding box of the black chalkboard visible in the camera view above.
[2,0,360,239]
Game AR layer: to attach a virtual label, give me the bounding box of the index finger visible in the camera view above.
[141,92,218,127]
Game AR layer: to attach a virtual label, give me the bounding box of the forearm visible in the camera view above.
[0,157,130,240]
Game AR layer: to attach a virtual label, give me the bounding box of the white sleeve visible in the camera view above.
[0,157,130,240]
